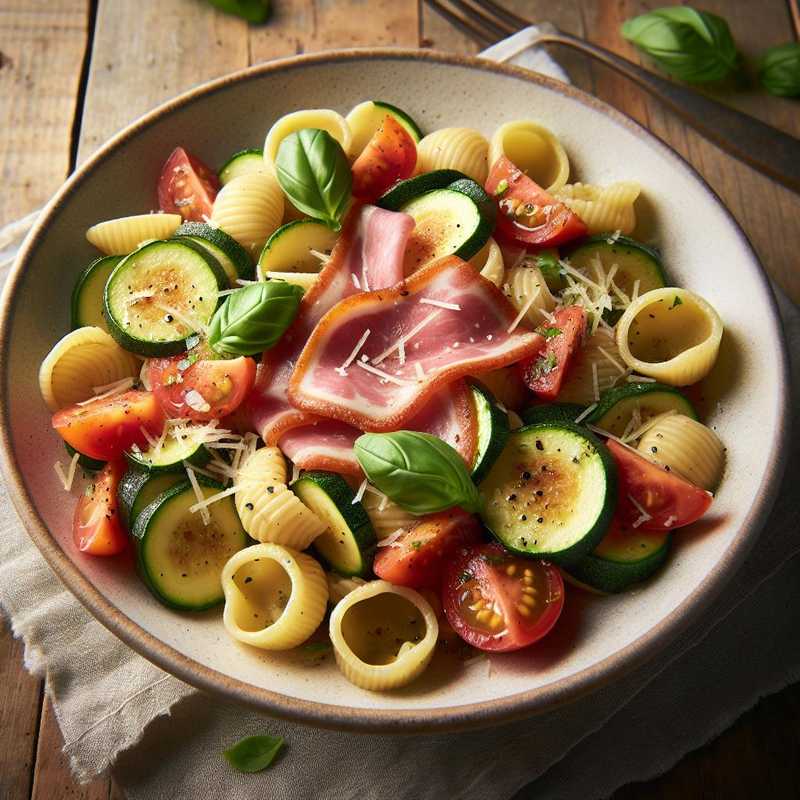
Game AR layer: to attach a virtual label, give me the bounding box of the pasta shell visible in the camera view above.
[502,264,557,325]
[553,182,641,235]
[488,120,569,191]
[558,327,627,405]
[470,237,504,287]
[264,108,352,166]
[326,572,367,605]
[361,491,416,540]
[415,127,489,185]
[86,213,182,255]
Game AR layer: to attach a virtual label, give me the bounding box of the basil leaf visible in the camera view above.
[223,734,284,773]
[354,431,481,514]
[759,43,800,97]
[621,7,739,83]
[275,129,352,229]
[206,0,271,23]
[208,282,303,357]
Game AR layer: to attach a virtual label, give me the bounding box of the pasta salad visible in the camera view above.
[40,101,726,691]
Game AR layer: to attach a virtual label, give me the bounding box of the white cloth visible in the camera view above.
[0,33,798,799]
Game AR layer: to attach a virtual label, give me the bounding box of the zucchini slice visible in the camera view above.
[64,442,105,472]
[257,219,338,278]
[132,479,248,610]
[218,148,265,185]
[292,471,376,577]
[587,382,697,437]
[562,525,671,594]
[566,235,666,300]
[479,423,617,565]
[104,239,227,357]
[173,221,254,283]
[401,180,496,271]
[377,169,467,211]
[521,403,587,427]
[70,255,122,331]
[347,100,423,157]
[125,426,212,474]
[469,380,510,484]
[117,469,185,531]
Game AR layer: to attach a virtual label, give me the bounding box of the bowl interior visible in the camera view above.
[0,52,785,728]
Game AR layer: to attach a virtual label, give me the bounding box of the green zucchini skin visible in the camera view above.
[218,148,264,185]
[257,219,338,277]
[132,478,248,611]
[373,100,423,141]
[521,403,587,427]
[292,471,376,577]
[173,221,254,282]
[468,380,510,485]
[104,239,227,357]
[64,443,106,472]
[125,439,212,474]
[117,469,185,532]
[479,422,617,566]
[377,169,467,211]
[70,255,122,331]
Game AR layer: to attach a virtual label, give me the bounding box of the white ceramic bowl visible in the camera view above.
[0,50,789,732]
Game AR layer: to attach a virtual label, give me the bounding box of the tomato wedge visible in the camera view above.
[442,542,564,652]
[519,305,586,401]
[157,146,220,222]
[606,439,713,530]
[485,155,587,248]
[351,115,417,202]
[72,460,128,556]
[373,509,482,589]
[149,353,256,421]
[52,390,164,461]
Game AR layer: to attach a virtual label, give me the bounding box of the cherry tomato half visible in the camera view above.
[157,146,220,222]
[148,353,256,421]
[52,390,164,461]
[352,115,417,202]
[72,460,128,556]
[606,439,713,530]
[442,542,564,652]
[373,509,482,590]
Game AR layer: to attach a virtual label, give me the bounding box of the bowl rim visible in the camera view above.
[0,47,790,733]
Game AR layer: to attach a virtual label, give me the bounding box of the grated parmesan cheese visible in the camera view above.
[352,479,368,505]
[372,311,442,365]
[376,527,406,548]
[506,287,540,334]
[184,464,211,525]
[574,403,598,424]
[335,329,371,377]
[419,297,461,311]
[355,360,414,386]
[53,451,81,491]
[627,493,653,528]
[592,362,600,402]
[189,483,240,514]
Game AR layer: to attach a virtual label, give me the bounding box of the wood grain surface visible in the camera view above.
[0,1,798,798]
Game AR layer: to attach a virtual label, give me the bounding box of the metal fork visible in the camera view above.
[427,0,800,194]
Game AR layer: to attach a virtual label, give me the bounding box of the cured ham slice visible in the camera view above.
[277,379,478,476]
[246,204,415,444]
[289,256,544,432]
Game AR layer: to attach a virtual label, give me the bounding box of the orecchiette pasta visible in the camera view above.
[210,172,284,255]
[329,580,438,690]
[361,491,416,540]
[235,447,326,549]
[415,127,489,184]
[264,108,352,167]
[488,120,569,191]
[638,414,725,491]
[85,213,182,255]
[616,287,723,386]
[553,181,641,235]
[39,326,140,411]
[470,237,504,287]
[222,543,328,650]
[558,326,627,405]
[502,263,557,325]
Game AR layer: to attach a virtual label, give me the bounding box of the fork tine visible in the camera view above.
[448,0,516,38]
[471,0,531,31]
[426,0,498,45]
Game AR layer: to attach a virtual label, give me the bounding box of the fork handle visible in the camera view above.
[538,29,800,194]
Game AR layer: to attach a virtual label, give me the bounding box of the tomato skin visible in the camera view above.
[442,542,564,653]
[485,156,587,248]
[52,391,165,461]
[149,353,256,421]
[72,460,128,556]
[351,115,417,202]
[519,305,587,400]
[157,147,220,222]
[606,439,713,530]
[373,509,482,589]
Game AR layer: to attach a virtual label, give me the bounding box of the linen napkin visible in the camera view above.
[0,31,798,799]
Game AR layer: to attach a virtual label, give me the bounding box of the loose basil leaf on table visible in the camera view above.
[208,282,303,357]
[206,0,271,24]
[223,734,285,773]
[758,43,800,98]
[275,128,352,229]
[354,431,481,514]
[621,6,739,84]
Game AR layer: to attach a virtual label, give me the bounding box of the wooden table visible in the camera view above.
[1,1,798,797]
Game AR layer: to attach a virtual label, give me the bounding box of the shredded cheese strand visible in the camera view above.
[335,329,371,377]
[371,311,442,365]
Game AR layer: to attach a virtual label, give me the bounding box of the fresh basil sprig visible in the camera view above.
[621,7,738,84]
[758,43,800,98]
[354,431,481,514]
[223,734,284,773]
[206,0,271,23]
[275,129,352,229]
[208,282,303,357]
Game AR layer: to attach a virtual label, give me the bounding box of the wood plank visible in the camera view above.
[76,0,249,164]
[0,0,89,225]
[0,621,42,800]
